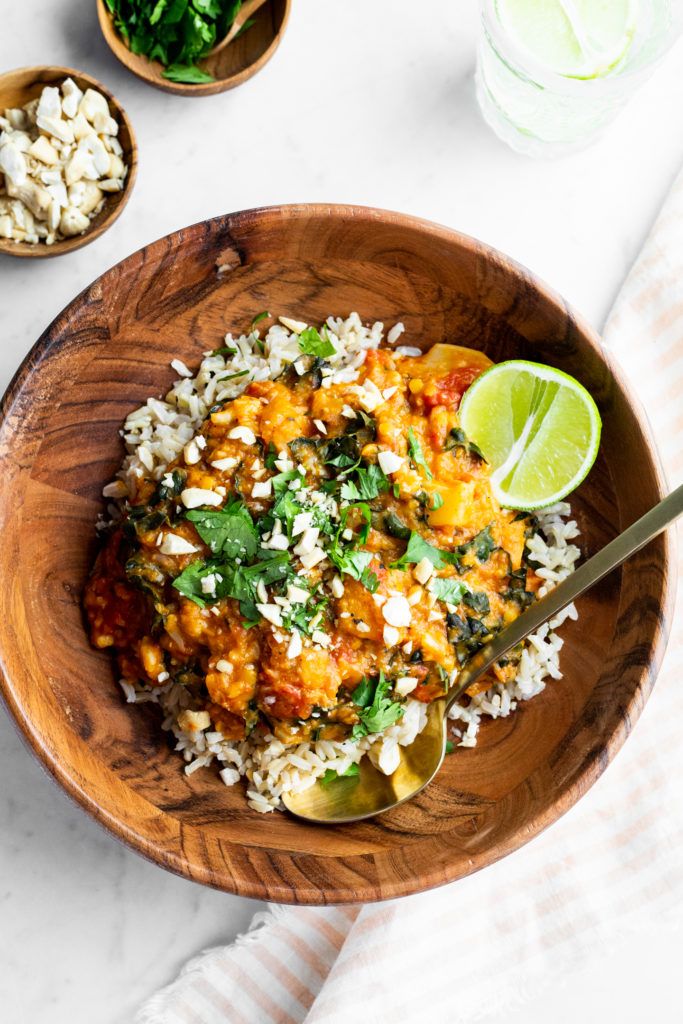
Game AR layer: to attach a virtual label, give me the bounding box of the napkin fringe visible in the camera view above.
[134,906,290,1023]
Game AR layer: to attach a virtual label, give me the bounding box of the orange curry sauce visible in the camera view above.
[85,342,542,746]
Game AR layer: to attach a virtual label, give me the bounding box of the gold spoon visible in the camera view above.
[283,482,683,824]
[208,0,271,57]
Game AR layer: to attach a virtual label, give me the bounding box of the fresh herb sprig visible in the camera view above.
[407,427,433,479]
[351,673,404,738]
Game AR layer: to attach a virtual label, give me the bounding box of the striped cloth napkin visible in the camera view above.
[137,175,683,1024]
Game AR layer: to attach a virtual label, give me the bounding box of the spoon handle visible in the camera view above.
[446,482,683,711]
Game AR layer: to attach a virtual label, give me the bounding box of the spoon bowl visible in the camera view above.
[284,701,448,824]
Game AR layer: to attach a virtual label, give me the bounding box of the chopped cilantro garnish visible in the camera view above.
[246,549,292,586]
[392,531,457,570]
[351,676,375,706]
[329,548,378,593]
[281,594,328,636]
[431,492,444,511]
[217,369,249,383]
[340,462,388,502]
[171,560,216,607]
[340,480,361,501]
[429,578,470,605]
[264,442,278,471]
[271,469,300,494]
[351,673,404,737]
[251,311,271,328]
[298,325,336,358]
[407,427,433,479]
[445,740,455,755]
[320,763,360,786]
[356,463,389,500]
[186,500,258,560]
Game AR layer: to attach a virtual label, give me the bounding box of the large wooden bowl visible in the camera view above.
[97,0,291,96]
[0,66,137,258]
[0,206,674,904]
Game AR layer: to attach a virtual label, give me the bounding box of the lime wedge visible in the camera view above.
[496,0,639,79]
[459,360,601,510]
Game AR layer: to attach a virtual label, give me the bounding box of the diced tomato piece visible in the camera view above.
[423,366,483,411]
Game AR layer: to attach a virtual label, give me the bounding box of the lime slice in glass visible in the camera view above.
[495,0,640,79]
[459,360,601,510]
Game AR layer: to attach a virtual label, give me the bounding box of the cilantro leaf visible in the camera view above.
[351,674,404,737]
[392,531,457,570]
[340,480,362,501]
[162,64,214,83]
[356,463,389,500]
[186,501,258,560]
[172,559,216,607]
[298,326,336,358]
[431,492,444,511]
[244,550,293,587]
[351,676,375,707]
[320,763,360,786]
[407,427,433,479]
[429,577,470,605]
[271,469,300,494]
[337,462,390,503]
[329,549,378,592]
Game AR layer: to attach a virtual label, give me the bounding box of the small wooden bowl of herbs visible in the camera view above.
[97,0,291,96]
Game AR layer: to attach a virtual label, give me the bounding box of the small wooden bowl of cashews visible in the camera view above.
[0,66,137,258]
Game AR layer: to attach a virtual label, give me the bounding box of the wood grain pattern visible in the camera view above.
[0,206,674,904]
[0,66,137,259]
[96,0,291,96]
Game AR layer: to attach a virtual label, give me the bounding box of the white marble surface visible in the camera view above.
[1,2,683,1021]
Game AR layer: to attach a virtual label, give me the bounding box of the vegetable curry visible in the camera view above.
[85,340,542,746]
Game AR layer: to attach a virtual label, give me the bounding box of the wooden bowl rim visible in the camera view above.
[0,204,676,903]
[96,0,292,96]
[0,64,138,259]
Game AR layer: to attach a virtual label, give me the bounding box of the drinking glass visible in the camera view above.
[476,0,683,157]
